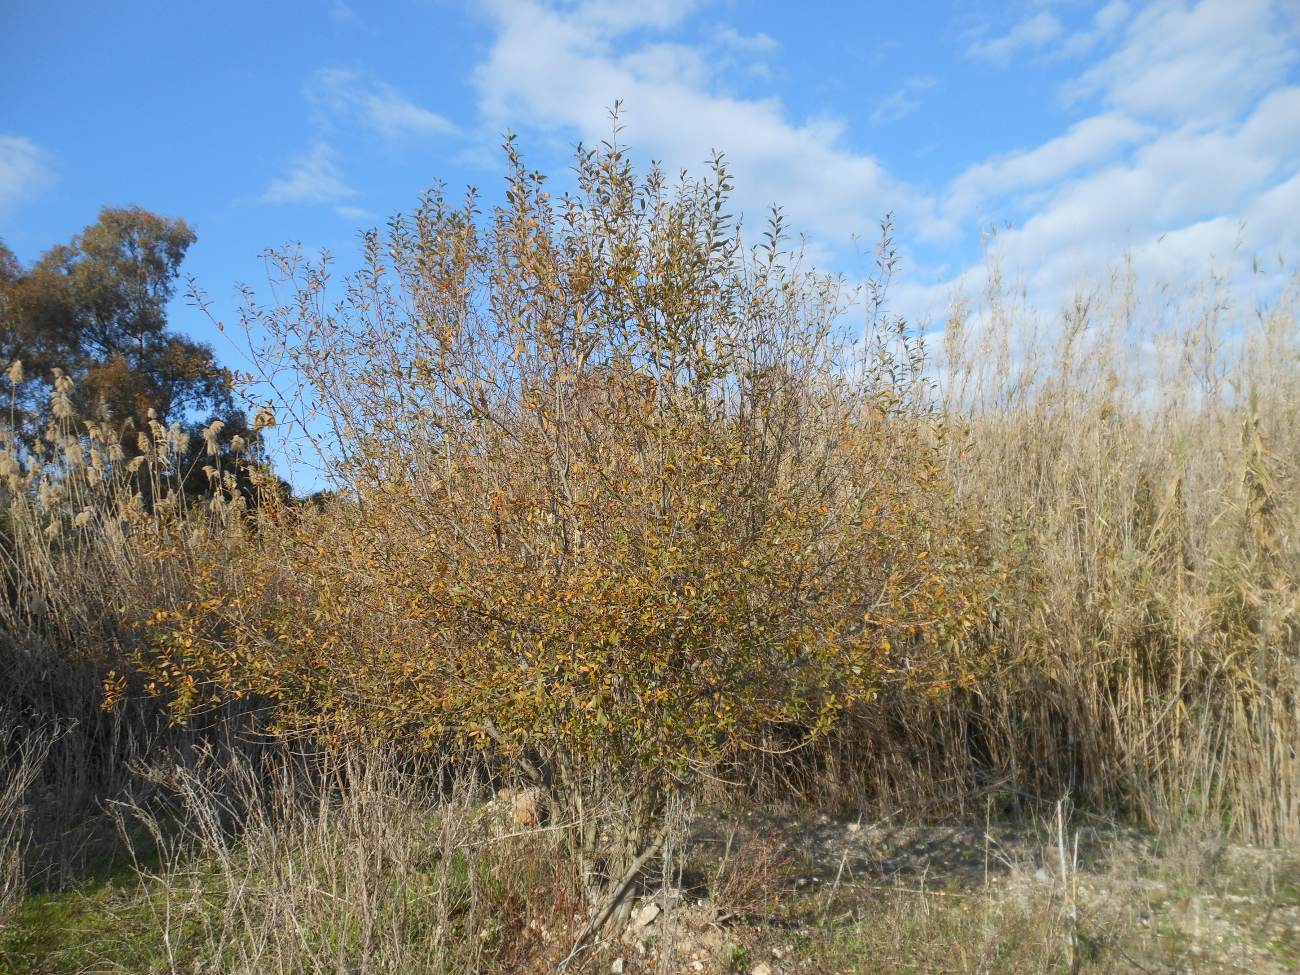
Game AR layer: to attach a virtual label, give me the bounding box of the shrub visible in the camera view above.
[140,131,989,926]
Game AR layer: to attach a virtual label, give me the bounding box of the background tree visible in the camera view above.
[1,206,261,495]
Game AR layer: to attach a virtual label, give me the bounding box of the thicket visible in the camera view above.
[1,133,1297,970]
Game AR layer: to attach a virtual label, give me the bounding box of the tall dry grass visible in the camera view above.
[0,726,53,930]
[105,744,588,974]
[946,264,1300,842]
[0,372,270,883]
[792,262,1300,844]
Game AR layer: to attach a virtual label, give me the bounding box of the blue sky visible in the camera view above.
[3,0,1299,390]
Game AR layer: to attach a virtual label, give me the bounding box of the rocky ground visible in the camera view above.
[597,812,1300,974]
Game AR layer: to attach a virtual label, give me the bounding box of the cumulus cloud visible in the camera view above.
[570,0,698,34]
[1067,0,1299,121]
[0,135,55,219]
[966,3,1132,67]
[260,68,457,213]
[1057,1,1132,59]
[899,0,1300,325]
[464,0,1299,331]
[939,114,1152,227]
[473,0,913,244]
[714,25,778,54]
[919,87,1300,319]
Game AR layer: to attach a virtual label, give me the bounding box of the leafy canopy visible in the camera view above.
[1,207,265,499]
[2,207,235,441]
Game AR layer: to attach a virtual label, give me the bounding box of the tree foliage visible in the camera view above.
[1,207,238,444]
[1,207,263,498]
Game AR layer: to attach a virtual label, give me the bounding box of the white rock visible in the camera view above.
[752,963,775,975]
[610,959,625,974]
[631,900,662,929]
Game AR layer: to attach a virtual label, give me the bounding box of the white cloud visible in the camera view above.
[473,0,912,244]
[619,42,713,89]
[940,113,1151,227]
[902,0,1300,328]
[1067,0,1299,122]
[260,69,455,213]
[1057,1,1132,58]
[871,76,938,125]
[915,84,1300,321]
[1092,0,1132,34]
[966,3,1131,67]
[464,0,1299,341]
[571,0,698,34]
[262,142,356,204]
[714,25,778,54]
[0,135,55,218]
[308,68,457,141]
[335,204,378,222]
[966,11,1065,65]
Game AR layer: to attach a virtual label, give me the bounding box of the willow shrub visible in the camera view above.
[141,135,990,925]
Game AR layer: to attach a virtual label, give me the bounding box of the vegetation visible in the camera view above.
[132,135,989,932]
[1,131,1296,972]
[0,206,256,485]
